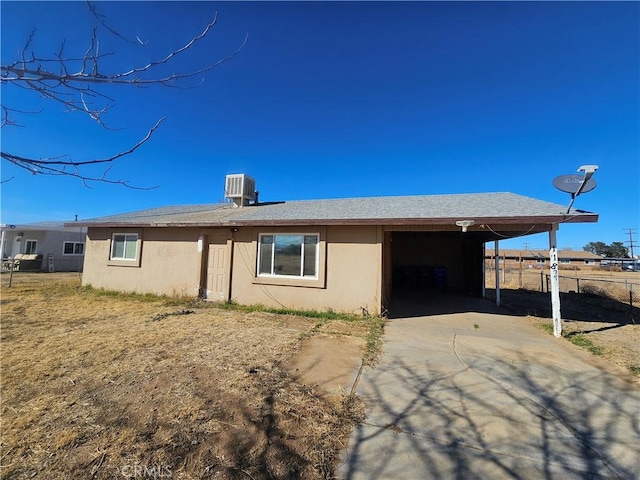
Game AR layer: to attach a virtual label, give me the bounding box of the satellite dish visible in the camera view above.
[552,174,597,195]
[552,165,599,213]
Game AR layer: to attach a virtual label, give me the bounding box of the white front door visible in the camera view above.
[12,236,22,257]
[206,240,230,301]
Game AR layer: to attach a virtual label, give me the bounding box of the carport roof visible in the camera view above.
[70,192,598,228]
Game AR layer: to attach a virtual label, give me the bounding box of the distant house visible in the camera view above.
[71,175,598,315]
[1,222,87,272]
[485,249,603,270]
[600,257,640,271]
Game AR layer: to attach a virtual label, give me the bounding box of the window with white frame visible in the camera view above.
[25,239,38,254]
[110,234,138,261]
[63,241,85,255]
[559,259,571,264]
[584,260,595,265]
[258,234,318,278]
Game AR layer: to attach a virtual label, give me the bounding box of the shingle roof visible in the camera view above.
[78,204,233,225]
[231,193,593,224]
[1,221,86,232]
[71,192,598,227]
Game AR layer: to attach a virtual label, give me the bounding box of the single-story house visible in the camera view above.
[72,175,598,315]
[600,258,640,271]
[1,222,87,272]
[485,249,603,270]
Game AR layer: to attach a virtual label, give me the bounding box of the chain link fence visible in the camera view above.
[486,267,639,322]
[2,257,83,273]
[0,270,83,288]
[545,274,638,304]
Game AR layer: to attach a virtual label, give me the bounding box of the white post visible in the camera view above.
[482,243,486,298]
[549,226,562,337]
[0,229,5,259]
[494,240,501,307]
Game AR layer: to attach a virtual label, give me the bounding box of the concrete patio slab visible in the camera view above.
[337,294,640,479]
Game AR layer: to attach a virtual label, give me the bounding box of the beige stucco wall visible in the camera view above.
[229,225,383,315]
[82,227,203,296]
[83,225,384,313]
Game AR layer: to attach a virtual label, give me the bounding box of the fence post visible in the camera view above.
[8,259,14,287]
[576,278,580,294]
[541,271,544,292]
[630,283,635,325]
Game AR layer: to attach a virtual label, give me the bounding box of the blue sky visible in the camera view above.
[1,1,638,251]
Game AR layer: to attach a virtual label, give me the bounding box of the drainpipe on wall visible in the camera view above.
[197,235,206,298]
[227,229,237,302]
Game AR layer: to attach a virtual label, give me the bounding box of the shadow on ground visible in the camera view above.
[338,312,640,479]
[389,288,637,325]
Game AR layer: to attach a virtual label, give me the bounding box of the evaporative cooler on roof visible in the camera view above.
[225,174,256,207]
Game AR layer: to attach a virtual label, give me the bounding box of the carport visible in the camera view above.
[380,221,567,313]
[388,230,485,296]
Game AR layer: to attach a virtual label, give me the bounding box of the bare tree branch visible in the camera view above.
[1,118,164,188]
[1,4,246,187]
[86,1,148,46]
[2,105,41,127]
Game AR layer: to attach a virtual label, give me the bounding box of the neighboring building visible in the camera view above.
[600,258,640,271]
[1,222,87,272]
[72,175,598,315]
[485,249,603,270]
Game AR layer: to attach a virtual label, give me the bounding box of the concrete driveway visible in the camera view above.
[337,293,640,479]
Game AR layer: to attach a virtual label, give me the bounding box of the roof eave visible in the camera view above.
[68,221,230,228]
[230,214,599,227]
[73,213,598,229]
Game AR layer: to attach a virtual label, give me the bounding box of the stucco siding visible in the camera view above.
[83,227,203,296]
[230,225,382,314]
[82,225,383,313]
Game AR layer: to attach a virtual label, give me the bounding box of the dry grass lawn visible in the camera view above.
[1,274,374,479]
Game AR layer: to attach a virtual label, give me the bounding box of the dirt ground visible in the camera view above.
[491,288,640,376]
[289,336,363,398]
[1,273,637,479]
[0,274,371,479]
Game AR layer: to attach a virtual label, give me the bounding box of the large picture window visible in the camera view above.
[258,234,318,278]
[110,234,138,261]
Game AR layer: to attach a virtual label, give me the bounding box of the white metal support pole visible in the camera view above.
[549,225,562,337]
[494,240,501,307]
[482,243,486,298]
[0,229,5,259]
